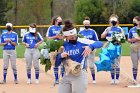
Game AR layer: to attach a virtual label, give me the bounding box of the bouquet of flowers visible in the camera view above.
[38,39,64,72]
[38,34,84,72]
[136,28,140,36]
[111,32,126,44]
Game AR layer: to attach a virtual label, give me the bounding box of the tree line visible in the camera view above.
[0,0,140,25]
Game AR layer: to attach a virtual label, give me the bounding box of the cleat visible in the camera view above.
[35,79,39,84]
[14,80,19,84]
[54,80,59,84]
[92,80,96,84]
[27,79,32,84]
[115,79,119,84]
[0,80,6,84]
[110,79,115,84]
[132,79,138,85]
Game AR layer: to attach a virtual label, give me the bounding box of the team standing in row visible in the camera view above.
[0,14,139,93]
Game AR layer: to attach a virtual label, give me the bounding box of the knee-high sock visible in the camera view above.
[61,65,64,77]
[54,67,59,81]
[27,69,31,79]
[111,69,115,80]
[116,68,120,80]
[3,69,7,81]
[90,68,95,80]
[35,69,39,79]
[13,68,17,80]
[133,68,138,80]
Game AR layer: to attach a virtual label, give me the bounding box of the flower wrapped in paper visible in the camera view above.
[38,33,84,72]
[64,58,82,76]
[111,32,126,44]
[136,28,140,36]
[38,39,64,72]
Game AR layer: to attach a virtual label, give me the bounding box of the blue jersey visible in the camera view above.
[78,29,98,41]
[22,32,43,48]
[46,25,62,38]
[56,38,103,69]
[104,26,124,39]
[128,26,137,40]
[0,31,18,50]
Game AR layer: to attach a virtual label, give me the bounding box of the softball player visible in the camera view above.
[0,23,18,84]
[101,14,124,84]
[46,16,64,84]
[55,20,103,93]
[78,17,98,84]
[22,23,43,84]
[128,16,140,81]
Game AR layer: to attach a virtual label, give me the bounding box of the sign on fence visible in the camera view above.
[122,27,128,35]
[21,29,27,37]
[2,29,8,34]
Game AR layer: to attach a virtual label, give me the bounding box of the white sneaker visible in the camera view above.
[111,79,115,84]
[115,79,119,84]
[92,80,96,84]
[14,80,19,84]
[0,80,6,84]
[54,80,59,84]
[35,79,39,84]
[27,79,31,84]
[132,79,137,85]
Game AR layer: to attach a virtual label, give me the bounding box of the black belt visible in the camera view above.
[26,47,35,49]
[4,49,15,50]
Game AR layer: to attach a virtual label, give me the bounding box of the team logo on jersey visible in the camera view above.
[52,28,55,30]
[85,35,92,39]
[26,36,35,39]
[67,49,80,56]
[4,38,15,41]
[53,31,60,34]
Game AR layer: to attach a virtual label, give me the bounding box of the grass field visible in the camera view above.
[0,42,131,58]
[95,42,131,56]
[0,43,25,58]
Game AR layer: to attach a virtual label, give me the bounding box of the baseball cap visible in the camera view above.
[83,20,90,25]
[110,17,118,22]
[6,23,13,27]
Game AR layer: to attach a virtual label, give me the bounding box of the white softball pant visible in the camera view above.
[3,50,17,72]
[58,70,88,93]
[24,48,40,71]
[130,47,140,69]
[88,51,95,73]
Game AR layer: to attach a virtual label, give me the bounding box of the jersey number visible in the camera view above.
[30,40,33,44]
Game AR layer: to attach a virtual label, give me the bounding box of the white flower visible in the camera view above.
[41,49,50,59]
[106,37,113,41]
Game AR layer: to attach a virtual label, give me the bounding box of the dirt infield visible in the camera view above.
[0,56,140,93]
